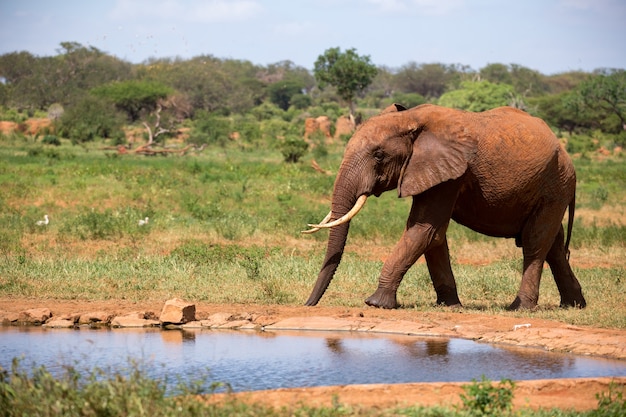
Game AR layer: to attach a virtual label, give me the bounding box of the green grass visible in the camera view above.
[0,136,625,329]
[1,136,625,415]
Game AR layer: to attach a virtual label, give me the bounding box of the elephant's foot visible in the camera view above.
[507,295,538,311]
[365,287,398,309]
[435,285,462,307]
[560,294,586,309]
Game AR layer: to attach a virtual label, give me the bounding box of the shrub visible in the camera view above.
[279,135,308,163]
[460,376,515,416]
[41,135,60,146]
[57,95,125,142]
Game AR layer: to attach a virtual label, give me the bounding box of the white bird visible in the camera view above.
[36,215,49,226]
[138,217,149,226]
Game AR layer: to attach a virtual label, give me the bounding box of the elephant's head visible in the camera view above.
[303,103,476,306]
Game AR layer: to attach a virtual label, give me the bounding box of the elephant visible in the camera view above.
[302,103,586,310]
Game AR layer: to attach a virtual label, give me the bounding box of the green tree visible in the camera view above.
[438,80,519,111]
[394,62,465,99]
[314,47,377,119]
[577,69,626,131]
[267,80,305,110]
[92,80,172,121]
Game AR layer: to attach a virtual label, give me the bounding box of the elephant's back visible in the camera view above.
[453,109,574,236]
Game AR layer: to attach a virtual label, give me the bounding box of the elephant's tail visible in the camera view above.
[565,195,575,261]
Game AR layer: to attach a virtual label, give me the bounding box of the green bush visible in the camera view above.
[57,95,125,143]
[189,112,232,147]
[279,135,309,163]
[460,376,515,417]
[593,382,626,417]
[41,135,60,146]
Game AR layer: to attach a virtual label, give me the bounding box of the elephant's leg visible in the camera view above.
[425,238,461,307]
[509,206,564,310]
[546,226,586,308]
[365,183,458,309]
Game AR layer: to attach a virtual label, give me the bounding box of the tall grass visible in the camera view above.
[0,137,624,328]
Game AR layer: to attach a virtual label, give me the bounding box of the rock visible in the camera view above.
[159,298,196,324]
[19,308,52,325]
[0,310,20,324]
[304,116,332,140]
[43,319,75,328]
[181,320,203,329]
[201,312,235,328]
[111,311,159,328]
[78,311,113,325]
[334,115,355,139]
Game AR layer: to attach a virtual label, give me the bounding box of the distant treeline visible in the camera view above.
[0,41,624,153]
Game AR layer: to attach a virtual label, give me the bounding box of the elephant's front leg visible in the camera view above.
[366,187,457,309]
[365,224,433,308]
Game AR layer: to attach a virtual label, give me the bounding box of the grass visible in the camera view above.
[1,134,625,415]
[0,135,625,328]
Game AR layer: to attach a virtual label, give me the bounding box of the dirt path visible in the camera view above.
[1,298,625,412]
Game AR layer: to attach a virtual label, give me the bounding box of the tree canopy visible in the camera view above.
[313,47,378,118]
[0,41,624,151]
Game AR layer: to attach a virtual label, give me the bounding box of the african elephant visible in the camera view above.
[303,103,586,310]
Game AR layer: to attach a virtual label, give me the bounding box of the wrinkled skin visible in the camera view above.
[305,104,586,310]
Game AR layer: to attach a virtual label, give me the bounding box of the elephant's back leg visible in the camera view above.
[425,238,462,307]
[545,226,586,308]
[509,203,566,310]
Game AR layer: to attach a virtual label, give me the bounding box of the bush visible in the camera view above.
[279,135,308,163]
[41,135,60,146]
[189,112,232,146]
[460,376,515,416]
[57,95,125,143]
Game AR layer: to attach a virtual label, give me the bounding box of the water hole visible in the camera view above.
[1,327,625,393]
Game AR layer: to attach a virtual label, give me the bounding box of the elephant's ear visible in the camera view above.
[398,131,476,198]
[380,103,407,114]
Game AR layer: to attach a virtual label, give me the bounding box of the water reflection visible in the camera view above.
[1,327,624,393]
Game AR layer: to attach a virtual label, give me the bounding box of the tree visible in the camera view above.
[92,80,172,121]
[438,80,520,112]
[576,69,626,131]
[393,62,463,99]
[267,80,305,110]
[314,47,377,119]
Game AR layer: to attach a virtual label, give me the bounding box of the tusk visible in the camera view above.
[301,211,332,234]
[307,195,368,230]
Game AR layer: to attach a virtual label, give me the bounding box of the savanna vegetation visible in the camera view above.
[0,43,625,415]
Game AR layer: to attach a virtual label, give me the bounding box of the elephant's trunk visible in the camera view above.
[305,190,365,306]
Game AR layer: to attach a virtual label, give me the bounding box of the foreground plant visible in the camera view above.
[459,376,515,416]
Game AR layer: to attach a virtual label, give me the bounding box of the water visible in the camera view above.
[1,327,624,393]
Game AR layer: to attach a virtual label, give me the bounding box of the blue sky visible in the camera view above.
[1,0,624,74]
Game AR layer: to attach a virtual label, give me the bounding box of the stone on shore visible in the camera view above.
[43,318,75,328]
[111,311,159,328]
[19,308,52,324]
[78,311,113,326]
[159,298,196,324]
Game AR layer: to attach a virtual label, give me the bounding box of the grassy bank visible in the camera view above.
[0,136,625,328]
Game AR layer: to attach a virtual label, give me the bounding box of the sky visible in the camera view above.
[1,0,625,75]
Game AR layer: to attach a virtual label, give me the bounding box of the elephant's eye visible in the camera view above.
[373,149,385,162]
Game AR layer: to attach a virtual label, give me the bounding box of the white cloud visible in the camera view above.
[110,0,262,22]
